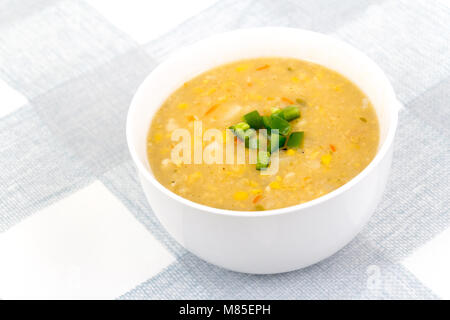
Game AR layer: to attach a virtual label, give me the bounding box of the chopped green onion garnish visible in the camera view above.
[268,132,287,152]
[262,116,272,131]
[269,115,291,136]
[243,110,264,129]
[229,122,255,148]
[230,122,250,131]
[246,132,261,149]
[252,133,271,150]
[271,107,281,114]
[244,129,257,148]
[286,131,304,148]
[281,105,300,121]
[256,151,271,170]
[271,107,285,119]
[228,107,306,170]
[272,110,284,118]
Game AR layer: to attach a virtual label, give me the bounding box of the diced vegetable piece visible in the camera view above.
[256,64,270,71]
[269,115,291,136]
[321,154,332,166]
[252,194,263,203]
[286,149,296,156]
[271,107,281,113]
[247,138,257,149]
[286,131,304,148]
[229,128,245,141]
[282,97,294,104]
[296,98,307,105]
[277,134,287,150]
[252,133,271,150]
[281,105,300,121]
[256,151,271,170]
[230,122,250,131]
[177,103,188,109]
[186,115,198,122]
[271,107,284,118]
[268,132,287,152]
[262,116,272,130]
[243,110,264,129]
[229,122,256,148]
[269,181,281,189]
[233,191,249,200]
[246,132,262,149]
[235,64,249,72]
[229,122,250,141]
[242,129,257,148]
[153,132,163,143]
[204,104,219,115]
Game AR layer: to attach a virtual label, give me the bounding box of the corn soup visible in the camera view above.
[147,58,379,211]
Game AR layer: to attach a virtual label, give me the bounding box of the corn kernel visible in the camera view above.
[233,191,249,200]
[177,103,188,109]
[286,149,296,156]
[248,93,263,101]
[291,76,300,83]
[321,154,332,166]
[153,132,163,143]
[188,171,202,184]
[269,181,281,189]
[206,88,217,95]
[235,64,249,72]
[251,189,262,194]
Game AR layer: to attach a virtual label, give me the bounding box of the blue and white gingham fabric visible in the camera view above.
[0,0,449,299]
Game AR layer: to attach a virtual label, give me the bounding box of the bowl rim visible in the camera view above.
[126,27,399,218]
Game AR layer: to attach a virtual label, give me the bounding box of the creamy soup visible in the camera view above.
[147,58,379,211]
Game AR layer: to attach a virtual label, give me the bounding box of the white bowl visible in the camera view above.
[126,27,399,274]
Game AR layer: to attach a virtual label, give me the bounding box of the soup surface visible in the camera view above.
[147,58,379,211]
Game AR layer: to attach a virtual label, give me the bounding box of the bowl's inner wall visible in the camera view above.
[129,28,396,174]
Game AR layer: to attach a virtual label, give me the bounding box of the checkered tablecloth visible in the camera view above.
[0,0,449,299]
